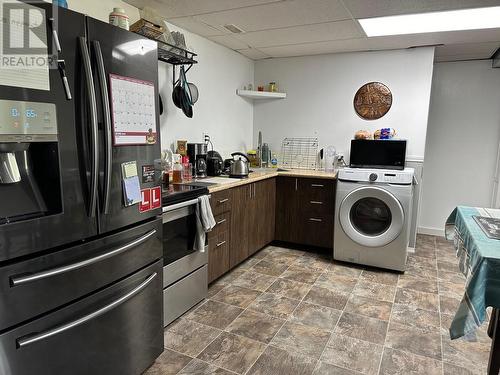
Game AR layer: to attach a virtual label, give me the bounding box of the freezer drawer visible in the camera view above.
[0,218,161,330]
[0,259,163,375]
[164,265,207,326]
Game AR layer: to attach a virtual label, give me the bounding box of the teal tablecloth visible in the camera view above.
[445,206,500,339]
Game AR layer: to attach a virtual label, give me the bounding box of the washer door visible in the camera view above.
[339,186,404,247]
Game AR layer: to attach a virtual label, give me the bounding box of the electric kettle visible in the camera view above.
[229,152,250,178]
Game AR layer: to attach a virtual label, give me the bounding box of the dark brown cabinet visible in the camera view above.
[275,176,335,248]
[208,230,230,283]
[208,191,232,283]
[208,175,332,284]
[230,178,276,265]
[229,184,251,268]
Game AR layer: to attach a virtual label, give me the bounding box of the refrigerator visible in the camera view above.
[0,3,163,374]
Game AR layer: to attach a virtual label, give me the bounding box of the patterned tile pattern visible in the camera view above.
[147,234,491,375]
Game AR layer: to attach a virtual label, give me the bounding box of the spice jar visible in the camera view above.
[269,82,277,92]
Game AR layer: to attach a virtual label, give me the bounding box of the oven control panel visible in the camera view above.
[0,100,58,142]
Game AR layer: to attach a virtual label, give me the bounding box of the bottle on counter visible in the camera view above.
[271,153,278,168]
[172,154,183,183]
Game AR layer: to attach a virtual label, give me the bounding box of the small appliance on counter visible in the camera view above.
[207,150,223,176]
[187,143,207,178]
[228,152,250,178]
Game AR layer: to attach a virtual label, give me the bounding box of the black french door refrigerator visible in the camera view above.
[0,3,163,374]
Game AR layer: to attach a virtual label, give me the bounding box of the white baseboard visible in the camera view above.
[417,226,445,237]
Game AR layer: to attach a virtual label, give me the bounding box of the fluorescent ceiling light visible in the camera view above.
[359,6,500,37]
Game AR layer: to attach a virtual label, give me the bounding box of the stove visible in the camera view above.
[162,184,209,206]
[161,183,210,326]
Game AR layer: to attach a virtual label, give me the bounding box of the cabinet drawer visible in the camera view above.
[299,214,334,248]
[208,231,230,283]
[210,190,231,215]
[299,178,335,212]
[301,199,335,214]
[209,231,229,251]
[208,212,230,239]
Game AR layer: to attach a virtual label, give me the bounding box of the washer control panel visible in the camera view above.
[338,167,414,185]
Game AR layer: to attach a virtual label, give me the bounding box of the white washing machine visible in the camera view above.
[334,167,414,271]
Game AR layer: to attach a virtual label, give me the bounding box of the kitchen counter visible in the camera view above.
[205,169,337,193]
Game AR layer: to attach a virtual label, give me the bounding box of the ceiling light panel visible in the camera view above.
[359,6,500,37]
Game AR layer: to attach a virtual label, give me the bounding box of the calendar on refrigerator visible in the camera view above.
[109,74,157,146]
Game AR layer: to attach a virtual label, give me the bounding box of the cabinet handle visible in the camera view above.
[311,184,324,188]
[295,178,298,191]
[218,198,228,204]
[310,201,323,205]
[309,218,323,222]
[216,241,226,247]
[217,219,226,225]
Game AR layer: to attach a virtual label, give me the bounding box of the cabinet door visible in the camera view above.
[257,178,276,248]
[247,183,260,255]
[229,185,250,268]
[208,231,230,283]
[275,177,300,243]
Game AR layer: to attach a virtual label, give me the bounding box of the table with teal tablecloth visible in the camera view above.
[445,206,500,374]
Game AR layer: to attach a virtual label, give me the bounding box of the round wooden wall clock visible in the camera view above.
[354,82,392,120]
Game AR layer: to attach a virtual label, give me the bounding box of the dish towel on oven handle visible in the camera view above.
[194,195,216,252]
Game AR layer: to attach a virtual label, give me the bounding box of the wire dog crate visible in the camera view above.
[279,137,319,170]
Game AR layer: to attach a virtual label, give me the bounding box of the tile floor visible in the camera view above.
[145,235,491,375]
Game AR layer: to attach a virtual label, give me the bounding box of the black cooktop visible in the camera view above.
[162,184,209,206]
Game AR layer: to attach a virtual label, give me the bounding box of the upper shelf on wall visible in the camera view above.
[236,89,287,100]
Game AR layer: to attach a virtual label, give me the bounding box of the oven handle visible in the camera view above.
[10,230,157,287]
[16,272,157,349]
[163,198,199,213]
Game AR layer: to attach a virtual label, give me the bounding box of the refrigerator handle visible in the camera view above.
[16,272,157,348]
[92,40,112,215]
[79,37,99,218]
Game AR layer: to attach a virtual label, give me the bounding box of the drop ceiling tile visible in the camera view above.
[237,48,271,60]
[434,53,494,62]
[125,0,282,18]
[343,0,500,18]
[435,41,500,57]
[209,35,251,50]
[167,17,226,37]
[194,0,350,32]
[258,38,371,58]
[233,20,363,48]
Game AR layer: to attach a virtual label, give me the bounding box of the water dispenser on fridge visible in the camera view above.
[0,99,61,225]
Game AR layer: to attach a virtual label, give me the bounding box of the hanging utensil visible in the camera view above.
[172,67,183,109]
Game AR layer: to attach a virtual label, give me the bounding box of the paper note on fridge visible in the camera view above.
[0,0,50,91]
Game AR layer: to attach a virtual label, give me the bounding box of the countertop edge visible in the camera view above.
[208,170,337,193]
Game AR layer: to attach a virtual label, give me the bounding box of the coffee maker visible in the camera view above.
[187,143,208,178]
[0,100,60,224]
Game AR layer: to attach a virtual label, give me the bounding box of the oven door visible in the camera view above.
[162,198,208,287]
